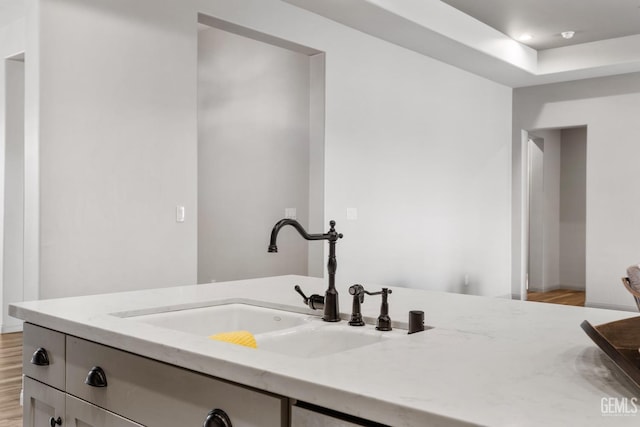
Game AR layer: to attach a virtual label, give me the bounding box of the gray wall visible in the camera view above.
[514,72,640,310]
[197,26,317,282]
[559,127,586,290]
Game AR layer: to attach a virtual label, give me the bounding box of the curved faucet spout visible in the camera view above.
[267,218,343,322]
[268,219,330,253]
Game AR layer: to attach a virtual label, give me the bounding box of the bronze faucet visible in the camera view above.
[268,219,343,322]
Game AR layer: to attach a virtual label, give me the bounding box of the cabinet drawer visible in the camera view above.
[66,394,143,427]
[23,323,66,390]
[66,336,287,427]
[23,376,65,427]
[292,406,361,427]
[291,403,387,427]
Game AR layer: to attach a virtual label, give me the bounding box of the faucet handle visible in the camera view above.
[294,285,324,311]
[328,220,343,240]
[363,288,392,297]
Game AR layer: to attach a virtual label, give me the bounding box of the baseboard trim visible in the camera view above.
[528,285,586,293]
[555,284,586,291]
[585,302,638,312]
[1,322,23,334]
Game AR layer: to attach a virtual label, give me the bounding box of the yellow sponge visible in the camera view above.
[209,330,257,349]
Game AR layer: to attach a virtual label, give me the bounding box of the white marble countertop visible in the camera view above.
[10,275,640,426]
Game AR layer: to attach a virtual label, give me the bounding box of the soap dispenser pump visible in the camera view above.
[375,288,393,331]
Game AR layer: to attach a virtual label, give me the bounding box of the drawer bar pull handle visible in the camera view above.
[84,366,108,388]
[30,348,50,366]
[49,416,62,426]
[203,409,232,427]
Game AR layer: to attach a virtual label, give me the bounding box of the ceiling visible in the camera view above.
[284,0,640,87]
[0,0,24,29]
[2,0,640,87]
[441,0,640,50]
[3,0,637,52]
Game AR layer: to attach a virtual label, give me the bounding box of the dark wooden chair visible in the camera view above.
[622,277,640,311]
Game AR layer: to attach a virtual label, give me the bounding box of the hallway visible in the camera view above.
[527,289,585,307]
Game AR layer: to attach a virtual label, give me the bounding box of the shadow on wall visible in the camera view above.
[524,71,640,102]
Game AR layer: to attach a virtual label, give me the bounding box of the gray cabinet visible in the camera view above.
[65,395,143,427]
[23,376,65,427]
[22,323,66,390]
[66,335,287,427]
[22,322,381,427]
[291,405,371,427]
[23,370,143,427]
[22,322,287,427]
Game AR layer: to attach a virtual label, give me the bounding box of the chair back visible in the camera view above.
[621,277,640,311]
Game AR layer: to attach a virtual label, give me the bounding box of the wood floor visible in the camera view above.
[0,332,22,427]
[527,289,585,306]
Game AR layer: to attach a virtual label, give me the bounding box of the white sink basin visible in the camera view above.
[127,303,312,336]
[258,324,405,358]
[122,302,409,358]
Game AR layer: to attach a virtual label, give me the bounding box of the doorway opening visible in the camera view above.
[2,53,25,332]
[196,15,325,284]
[523,127,587,307]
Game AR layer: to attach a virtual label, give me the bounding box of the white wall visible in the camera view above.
[36,0,197,298]
[527,138,544,291]
[23,0,40,307]
[2,58,24,332]
[530,130,562,293]
[526,130,561,293]
[513,72,640,310]
[559,127,586,290]
[25,0,512,299]
[197,26,314,282]
[194,0,512,296]
[543,131,561,291]
[0,18,25,331]
[307,53,325,278]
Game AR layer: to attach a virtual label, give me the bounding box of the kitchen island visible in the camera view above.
[10,275,640,426]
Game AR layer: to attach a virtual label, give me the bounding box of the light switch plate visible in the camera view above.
[176,205,185,223]
[285,208,297,219]
[346,208,358,220]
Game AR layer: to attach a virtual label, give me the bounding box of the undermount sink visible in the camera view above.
[258,324,405,358]
[125,303,312,336]
[122,302,408,358]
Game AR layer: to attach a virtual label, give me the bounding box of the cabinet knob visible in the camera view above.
[84,366,108,387]
[203,409,232,427]
[30,347,50,366]
[49,416,62,426]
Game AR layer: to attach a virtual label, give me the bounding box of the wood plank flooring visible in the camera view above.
[0,332,22,427]
[527,289,585,306]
